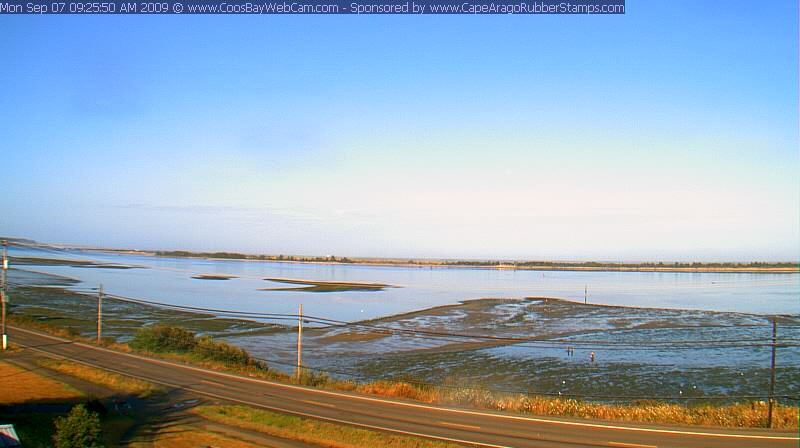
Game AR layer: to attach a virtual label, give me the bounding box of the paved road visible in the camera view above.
[11,326,799,448]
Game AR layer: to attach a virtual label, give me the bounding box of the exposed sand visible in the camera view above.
[260,278,393,293]
[192,274,238,280]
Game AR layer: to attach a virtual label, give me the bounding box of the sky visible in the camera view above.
[0,1,798,261]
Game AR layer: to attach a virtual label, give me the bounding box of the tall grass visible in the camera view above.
[351,380,799,429]
[287,369,797,428]
[9,315,131,352]
[193,404,462,448]
[38,359,161,398]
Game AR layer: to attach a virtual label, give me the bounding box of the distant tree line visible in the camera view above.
[155,251,355,263]
[448,260,800,269]
[152,251,797,269]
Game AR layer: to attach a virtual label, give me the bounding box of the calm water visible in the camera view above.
[11,247,800,322]
[12,247,800,397]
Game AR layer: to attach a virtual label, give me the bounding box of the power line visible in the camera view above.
[104,296,800,348]
[8,314,799,403]
[103,292,298,319]
[5,263,800,350]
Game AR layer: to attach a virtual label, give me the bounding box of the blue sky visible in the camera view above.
[1,1,798,260]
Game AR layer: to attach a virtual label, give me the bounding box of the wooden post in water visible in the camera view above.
[296,303,303,381]
[767,318,777,428]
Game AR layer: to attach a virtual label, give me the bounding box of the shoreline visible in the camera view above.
[11,265,799,324]
[85,249,799,274]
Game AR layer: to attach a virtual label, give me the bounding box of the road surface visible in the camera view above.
[10,326,799,448]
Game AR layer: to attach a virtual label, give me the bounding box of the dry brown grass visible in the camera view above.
[193,405,463,448]
[37,359,161,398]
[0,361,83,404]
[1,342,23,352]
[353,380,799,429]
[494,395,799,429]
[127,425,263,448]
[8,315,132,353]
[357,380,438,403]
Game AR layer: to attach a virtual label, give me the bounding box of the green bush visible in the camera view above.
[53,404,103,448]
[130,325,265,369]
[130,325,197,353]
[195,335,254,365]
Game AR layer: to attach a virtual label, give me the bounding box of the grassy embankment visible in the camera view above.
[0,361,83,404]
[5,354,258,448]
[192,404,462,448]
[35,358,460,448]
[3,351,412,448]
[11,312,284,379]
[37,359,161,398]
[357,381,799,429]
[127,426,266,448]
[127,326,799,429]
[10,316,799,429]
[3,353,461,448]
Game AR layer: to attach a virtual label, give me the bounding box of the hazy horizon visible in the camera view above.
[2,2,798,262]
[4,235,797,264]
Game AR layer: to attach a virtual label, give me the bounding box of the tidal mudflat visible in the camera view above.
[6,249,800,404]
[231,297,800,401]
[6,269,280,341]
[10,256,139,270]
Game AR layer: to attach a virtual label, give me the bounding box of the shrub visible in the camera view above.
[297,369,330,387]
[130,325,266,369]
[53,404,103,448]
[130,325,197,353]
[195,335,253,366]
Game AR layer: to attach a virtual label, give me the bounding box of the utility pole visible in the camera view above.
[296,303,303,381]
[1,240,7,351]
[97,284,103,344]
[584,284,587,305]
[767,318,777,428]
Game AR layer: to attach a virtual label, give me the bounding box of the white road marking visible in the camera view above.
[14,327,799,442]
[200,379,227,388]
